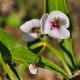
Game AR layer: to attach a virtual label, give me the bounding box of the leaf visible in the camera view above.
[45,0,75,71]
[46,43,72,76]
[30,42,72,76]
[18,36,48,75]
[59,39,75,71]
[6,13,22,27]
[0,54,20,80]
[17,63,28,75]
[0,28,69,78]
[45,0,68,14]
[75,53,80,69]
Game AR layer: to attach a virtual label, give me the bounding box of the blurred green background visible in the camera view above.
[0,0,80,80]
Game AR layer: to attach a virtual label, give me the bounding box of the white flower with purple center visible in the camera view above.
[29,63,38,74]
[20,19,41,42]
[41,11,70,39]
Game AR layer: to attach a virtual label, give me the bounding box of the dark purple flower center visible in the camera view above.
[50,17,61,30]
[50,22,59,30]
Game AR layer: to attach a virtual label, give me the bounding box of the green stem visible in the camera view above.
[46,43,72,76]
[44,0,46,13]
[35,29,42,41]
[33,45,46,63]
[30,42,46,49]
[33,36,49,64]
[17,63,28,75]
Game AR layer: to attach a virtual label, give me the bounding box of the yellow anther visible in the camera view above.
[51,18,54,22]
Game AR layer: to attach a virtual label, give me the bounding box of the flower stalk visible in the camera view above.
[35,29,42,41]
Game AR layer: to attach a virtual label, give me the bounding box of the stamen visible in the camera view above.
[31,27,41,33]
[51,18,54,22]
[54,17,61,25]
[50,17,62,30]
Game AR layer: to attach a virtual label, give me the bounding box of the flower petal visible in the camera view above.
[22,33,38,42]
[48,28,70,39]
[40,13,48,34]
[29,64,38,74]
[47,11,69,28]
[20,19,40,33]
[44,19,52,34]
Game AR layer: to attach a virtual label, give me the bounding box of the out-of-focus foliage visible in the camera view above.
[5,13,22,27]
[0,0,43,28]
[76,54,80,69]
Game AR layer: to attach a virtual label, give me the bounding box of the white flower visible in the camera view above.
[41,11,70,39]
[29,64,38,74]
[20,19,41,42]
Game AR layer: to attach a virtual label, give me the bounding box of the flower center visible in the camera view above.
[31,27,41,33]
[50,17,61,30]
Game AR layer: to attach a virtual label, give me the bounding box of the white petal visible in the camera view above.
[22,33,38,42]
[40,13,48,34]
[47,11,69,28]
[29,64,33,70]
[29,64,38,74]
[48,28,70,39]
[30,68,38,74]
[20,19,40,33]
[44,20,52,34]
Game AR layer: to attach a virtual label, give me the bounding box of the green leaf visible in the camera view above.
[17,63,28,75]
[75,53,80,69]
[45,0,68,14]
[45,0,75,71]
[46,43,72,76]
[0,54,20,80]
[6,13,22,27]
[0,28,69,78]
[59,39,75,71]
[30,42,72,76]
